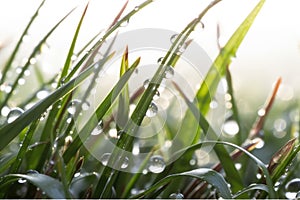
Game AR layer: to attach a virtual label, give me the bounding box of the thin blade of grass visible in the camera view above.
[232,184,269,199]
[195,0,266,115]
[0,0,46,85]
[131,168,232,199]
[58,2,90,86]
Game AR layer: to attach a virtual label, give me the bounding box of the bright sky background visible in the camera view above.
[0,0,300,103]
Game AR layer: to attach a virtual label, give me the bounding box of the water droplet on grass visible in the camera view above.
[170,34,178,43]
[257,108,266,117]
[91,120,103,136]
[36,90,49,99]
[210,100,218,109]
[143,79,150,89]
[164,66,174,79]
[146,102,158,117]
[121,157,129,169]
[274,118,287,132]
[81,101,90,111]
[18,179,27,184]
[253,137,265,149]
[153,90,160,100]
[67,99,81,115]
[74,172,80,178]
[169,192,184,199]
[100,153,111,166]
[7,108,24,123]
[30,58,37,65]
[222,120,239,136]
[120,19,129,27]
[134,6,139,11]
[148,155,165,173]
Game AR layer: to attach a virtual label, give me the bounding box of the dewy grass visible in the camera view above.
[0,0,299,199]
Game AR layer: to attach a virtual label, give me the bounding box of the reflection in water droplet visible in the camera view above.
[157,57,164,64]
[67,99,81,115]
[18,179,27,184]
[108,128,118,138]
[74,172,80,178]
[253,137,265,149]
[121,157,129,169]
[36,90,49,99]
[91,120,103,136]
[7,108,24,123]
[132,142,140,155]
[153,90,160,100]
[1,106,10,117]
[285,178,300,199]
[143,79,150,89]
[81,101,90,111]
[222,120,239,136]
[148,155,165,173]
[257,108,266,117]
[164,66,174,79]
[170,34,178,43]
[169,192,184,199]
[146,102,158,117]
[100,153,111,166]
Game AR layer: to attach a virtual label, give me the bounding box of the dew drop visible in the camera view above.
[18,78,26,85]
[134,6,139,11]
[91,120,103,136]
[169,192,184,199]
[148,155,165,173]
[222,120,239,136]
[274,118,287,132]
[143,79,150,89]
[164,66,174,79]
[132,142,140,155]
[210,100,218,109]
[100,153,111,166]
[120,19,129,27]
[108,128,118,139]
[67,99,81,115]
[18,179,27,184]
[36,90,49,99]
[16,67,22,74]
[253,137,265,149]
[153,90,160,100]
[29,58,37,65]
[74,172,80,178]
[81,101,90,111]
[121,157,129,169]
[189,159,196,166]
[71,54,78,61]
[285,178,300,199]
[1,106,10,117]
[7,108,24,123]
[157,57,164,64]
[235,163,242,170]
[257,108,266,117]
[146,102,158,117]
[24,69,30,76]
[27,169,39,174]
[170,34,178,44]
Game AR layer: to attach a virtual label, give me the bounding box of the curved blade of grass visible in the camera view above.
[0,0,46,85]
[57,2,89,86]
[63,57,140,163]
[174,82,244,193]
[0,54,113,150]
[0,7,76,110]
[130,168,232,199]
[195,0,266,115]
[1,173,66,198]
[232,184,269,199]
[70,172,99,198]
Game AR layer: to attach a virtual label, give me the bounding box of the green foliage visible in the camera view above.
[0,0,299,199]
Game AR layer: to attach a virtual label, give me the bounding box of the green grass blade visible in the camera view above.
[196,0,266,115]
[58,2,89,87]
[0,0,46,85]
[9,119,40,173]
[131,168,232,199]
[0,7,76,110]
[0,54,113,150]
[63,57,140,163]
[2,173,66,198]
[232,184,269,199]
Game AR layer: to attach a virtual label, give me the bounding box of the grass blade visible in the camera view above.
[1,173,66,198]
[195,0,266,115]
[232,184,269,199]
[131,168,232,199]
